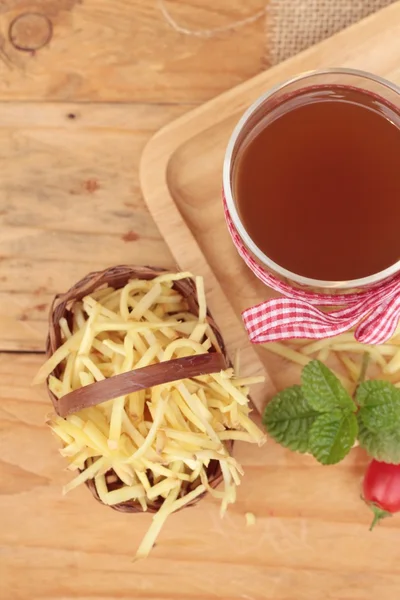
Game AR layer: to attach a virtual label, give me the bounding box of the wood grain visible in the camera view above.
[1,3,400,599]
[0,103,188,351]
[2,352,400,600]
[0,0,266,103]
[141,2,400,397]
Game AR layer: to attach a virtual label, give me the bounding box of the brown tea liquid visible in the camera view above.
[234,86,400,281]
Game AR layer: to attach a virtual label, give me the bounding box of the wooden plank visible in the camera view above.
[0,102,188,351]
[2,352,400,600]
[141,2,400,401]
[0,0,266,103]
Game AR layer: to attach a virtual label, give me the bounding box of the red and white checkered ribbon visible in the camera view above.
[223,196,400,345]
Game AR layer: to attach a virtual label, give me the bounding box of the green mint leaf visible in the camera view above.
[309,410,358,465]
[358,416,400,464]
[262,385,319,453]
[357,380,400,432]
[302,360,355,412]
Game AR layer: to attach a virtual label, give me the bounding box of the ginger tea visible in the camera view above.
[233,86,400,282]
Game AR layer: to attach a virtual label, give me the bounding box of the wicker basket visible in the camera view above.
[46,265,232,514]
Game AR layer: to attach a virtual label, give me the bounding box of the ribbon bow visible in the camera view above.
[223,197,400,345]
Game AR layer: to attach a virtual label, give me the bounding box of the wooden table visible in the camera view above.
[1,2,400,599]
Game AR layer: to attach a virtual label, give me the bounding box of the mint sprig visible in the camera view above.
[302,360,355,412]
[263,359,400,466]
[309,411,358,465]
[357,380,400,432]
[262,386,319,453]
[358,417,400,464]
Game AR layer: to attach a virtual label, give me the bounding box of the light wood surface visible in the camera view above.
[2,352,400,600]
[1,2,400,599]
[141,2,400,398]
[0,0,266,103]
[0,103,186,352]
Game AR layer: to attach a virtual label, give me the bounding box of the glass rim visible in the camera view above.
[223,67,400,289]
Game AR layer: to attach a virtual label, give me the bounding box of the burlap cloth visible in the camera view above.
[267,0,396,64]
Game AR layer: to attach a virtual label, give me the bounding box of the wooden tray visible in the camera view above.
[141,2,400,415]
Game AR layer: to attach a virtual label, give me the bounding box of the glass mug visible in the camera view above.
[223,68,400,294]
